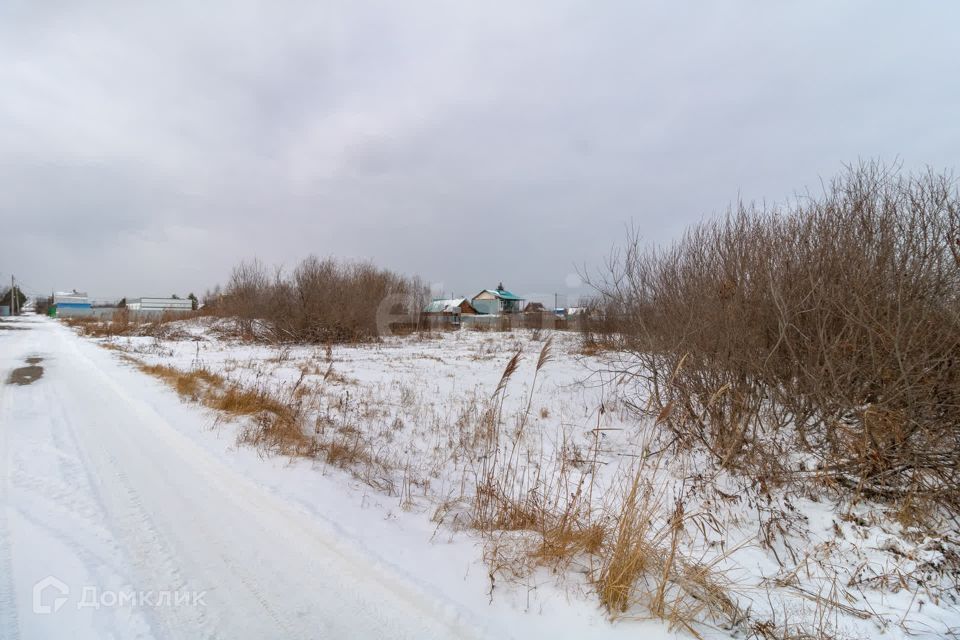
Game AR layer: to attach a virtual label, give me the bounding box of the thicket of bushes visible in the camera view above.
[210,256,429,343]
[585,162,960,516]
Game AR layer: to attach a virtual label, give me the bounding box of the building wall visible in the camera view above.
[54,294,90,306]
[471,291,523,315]
[130,298,194,311]
[127,309,191,318]
[461,314,509,330]
[471,298,501,315]
[56,307,192,319]
[423,312,462,328]
[56,305,94,318]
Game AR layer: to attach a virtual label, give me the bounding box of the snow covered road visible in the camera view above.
[0,317,487,639]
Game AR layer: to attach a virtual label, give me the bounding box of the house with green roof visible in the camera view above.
[471,283,525,315]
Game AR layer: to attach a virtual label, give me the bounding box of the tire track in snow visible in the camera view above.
[0,369,22,640]
[47,328,354,639]
[4,319,490,639]
[75,322,488,639]
[48,336,215,639]
[100,450,212,639]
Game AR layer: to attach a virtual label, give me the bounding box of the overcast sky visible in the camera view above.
[1,1,958,303]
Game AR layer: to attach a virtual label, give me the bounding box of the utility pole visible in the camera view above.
[10,275,15,315]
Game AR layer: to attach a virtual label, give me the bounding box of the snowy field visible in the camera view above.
[2,315,957,639]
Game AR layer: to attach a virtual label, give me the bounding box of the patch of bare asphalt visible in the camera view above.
[7,356,44,386]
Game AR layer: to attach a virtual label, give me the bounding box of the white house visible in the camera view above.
[470,284,525,315]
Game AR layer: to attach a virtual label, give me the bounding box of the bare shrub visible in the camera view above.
[586,161,960,516]
[216,256,428,343]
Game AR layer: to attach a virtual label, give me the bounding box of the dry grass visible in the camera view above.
[213,384,284,416]
[533,521,605,566]
[136,363,224,399]
[596,469,661,614]
[212,381,317,457]
[131,348,397,472]
[63,310,198,339]
[110,327,927,639]
[62,315,119,337]
[455,337,757,636]
[133,358,315,457]
[594,466,744,635]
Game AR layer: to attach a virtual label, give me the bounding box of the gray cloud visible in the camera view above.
[2,1,958,301]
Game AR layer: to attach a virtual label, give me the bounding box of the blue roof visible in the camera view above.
[483,289,524,301]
